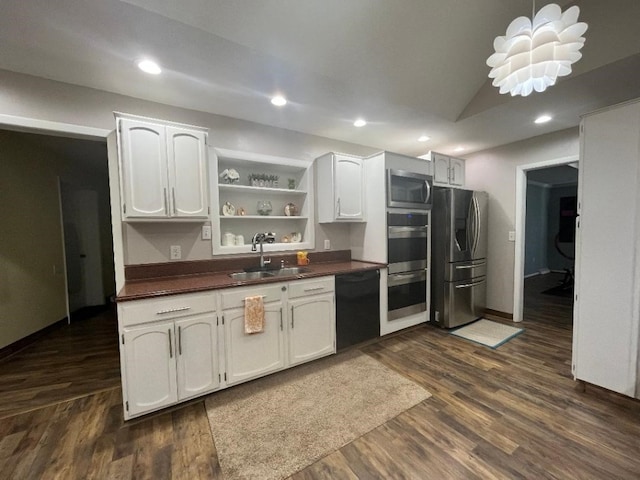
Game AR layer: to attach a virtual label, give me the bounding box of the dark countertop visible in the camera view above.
[117,258,383,302]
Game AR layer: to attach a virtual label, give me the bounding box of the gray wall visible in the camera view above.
[0,69,381,267]
[465,129,579,314]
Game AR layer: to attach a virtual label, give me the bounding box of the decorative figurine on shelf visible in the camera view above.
[219,168,240,184]
[257,200,272,216]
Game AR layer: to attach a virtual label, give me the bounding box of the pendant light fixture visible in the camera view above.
[486,2,588,97]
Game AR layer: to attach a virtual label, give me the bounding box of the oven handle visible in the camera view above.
[388,226,428,239]
[454,278,486,289]
[388,270,427,287]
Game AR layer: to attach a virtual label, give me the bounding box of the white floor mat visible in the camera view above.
[450,319,524,348]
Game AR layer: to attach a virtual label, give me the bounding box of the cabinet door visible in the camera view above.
[119,119,169,218]
[449,157,465,186]
[166,127,209,217]
[288,293,335,367]
[334,155,364,220]
[433,153,451,185]
[224,302,285,385]
[122,321,177,417]
[175,314,219,400]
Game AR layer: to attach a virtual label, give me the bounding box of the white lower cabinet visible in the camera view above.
[118,291,219,420]
[220,276,336,383]
[224,301,286,386]
[122,320,178,418]
[118,276,336,420]
[176,315,220,400]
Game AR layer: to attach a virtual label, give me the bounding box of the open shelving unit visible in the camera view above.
[211,148,315,255]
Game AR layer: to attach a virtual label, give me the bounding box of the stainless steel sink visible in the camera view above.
[274,267,311,276]
[229,271,276,280]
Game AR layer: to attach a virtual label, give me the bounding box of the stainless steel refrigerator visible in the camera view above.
[431,187,488,328]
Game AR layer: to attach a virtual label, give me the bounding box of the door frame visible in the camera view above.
[0,114,124,290]
[513,154,579,322]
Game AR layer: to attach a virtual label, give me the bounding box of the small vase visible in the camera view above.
[257,200,272,216]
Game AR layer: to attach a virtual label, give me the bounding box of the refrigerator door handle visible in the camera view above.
[455,278,486,289]
[455,261,486,269]
[473,196,481,254]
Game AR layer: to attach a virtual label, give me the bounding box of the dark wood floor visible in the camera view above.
[1,276,639,479]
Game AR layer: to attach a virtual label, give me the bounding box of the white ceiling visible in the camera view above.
[1,0,639,156]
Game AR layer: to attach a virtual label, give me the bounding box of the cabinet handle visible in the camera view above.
[178,326,182,355]
[303,286,325,292]
[452,165,456,183]
[172,188,177,215]
[447,167,451,182]
[156,307,191,315]
[291,306,294,328]
[280,308,283,331]
[168,329,173,358]
[163,188,168,215]
[337,197,341,217]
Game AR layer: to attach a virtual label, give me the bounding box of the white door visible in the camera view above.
[123,321,178,417]
[433,153,451,184]
[449,157,465,187]
[573,104,640,397]
[288,294,335,366]
[119,119,168,218]
[334,155,364,220]
[60,184,105,314]
[224,302,285,385]
[176,314,219,400]
[166,127,208,218]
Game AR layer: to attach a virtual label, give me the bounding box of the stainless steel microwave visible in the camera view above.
[386,169,433,210]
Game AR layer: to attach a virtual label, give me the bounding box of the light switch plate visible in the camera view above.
[324,239,331,250]
[202,225,212,240]
[508,231,516,242]
[170,245,182,260]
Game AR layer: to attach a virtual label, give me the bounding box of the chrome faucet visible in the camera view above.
[251,233,271,269]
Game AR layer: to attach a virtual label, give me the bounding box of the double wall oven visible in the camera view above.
[386,169,433,321]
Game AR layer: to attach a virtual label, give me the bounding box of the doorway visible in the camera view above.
[513,155,579,322]
[522,165,578,324]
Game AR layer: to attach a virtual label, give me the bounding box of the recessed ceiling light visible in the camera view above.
[271,95,287,106]
[138,59,162,75]
[353,118,367,127]
[454,146,465,152]
[534,114,553,124]
[418,135,430,142]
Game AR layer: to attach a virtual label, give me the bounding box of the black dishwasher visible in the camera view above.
[335,269,380,350]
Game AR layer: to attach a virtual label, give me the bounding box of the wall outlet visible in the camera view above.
[202,225,212,240]
[508,231,516,242]
[324,239,331,250]
[170,245,182,260]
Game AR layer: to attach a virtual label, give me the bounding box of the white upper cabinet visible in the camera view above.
[117,114,209,221]
[316,152,365,222]
[425,151,465,187]
[166,127,208,218]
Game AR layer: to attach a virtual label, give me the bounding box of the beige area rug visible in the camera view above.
[451,318,524,348]
[205,350,431,480]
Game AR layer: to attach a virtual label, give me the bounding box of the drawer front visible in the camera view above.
[219,283,285,310]
[288,276,335,299]
[119,291,216,327]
